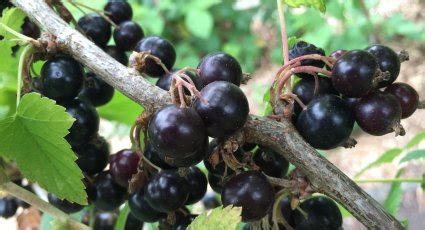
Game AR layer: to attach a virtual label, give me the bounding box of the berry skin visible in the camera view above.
[74,135,109,176]
[79,72,115,107]
[202,192,221,210]
[289,41,325,78]
[208,173,226,194]
[343,97,361,112]
[156,137,208,168]
[293,196,342,230]
[355,91,402,136]
[147,104,208,159]
[194,81,250,138]
[221,171,274,222]
[93,212,118,230]
[332,50,379,97]
[109,149,140,188]
[253,146,289,178]
[159,213,197,230]
[296,95,355,150]
[128,190,165,222]
[125,213,144,230]
[92,171,127,211]
[104,0,133,25]
[279,197,295,227]
[144,170,189,213]
[78,13,111,48]
[134,36,176,77]
[204,140,246,176]
[104,46,128,65]
[114,21,144,51]
[156,69,201,93]
[183,166,208,205]
[21,17,40,39]
[384,82,419,119]
[144,144,176,170]
[40,55,84,103]
[0,197,18,218]
[47,193,84,214]
[366,45,400,88]
[197,52,242,87]
[64,99,100,147]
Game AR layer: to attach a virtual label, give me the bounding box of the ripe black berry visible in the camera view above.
[104,46,128,65]
[197,52,242,87]
[296,95,355,150]
[343,96,361,112]
[125,213,144,230]
[208,173,226,194]
[47,193,84,214]
[204,140,246,176]
[202,192,221,210]
[21,17,40,39]
[293,196,342,230]
[114,21,144,51]
[194,81,249,138]
[128,190,165,222]
[254,146,289,178]
[156,69,201,93]
[144,170,189,212]
[157,144,207,167]
[109,149,140,187]
[242,143,256,152]
[159,213,197,230]
[78,13,111,48]
[355,91,402,136]
[74,135,110,176]
[222,171,274,222]
[332,50,379,97]
[40,55,84,103]
[183,166,208,205]
[92,171,127,211]
[134,36,176,77]
[104,0,133,25]
[366,45,400,88]
[93,212,118,230]
[384,83,419,118]
[279,197,295,227]
[144,144,176,170]
[289,41,325,78]
[78,72,114,107]
[0,197,17,218]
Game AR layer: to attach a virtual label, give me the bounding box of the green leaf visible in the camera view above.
[98,91,143,125]
[282,0,326,13]
[185,9,214,39]
[406,131,425,149]
[187,205,242,230]
[355,148,403,178]
[287,36,298,48]
[399,149,425,163]
[383,169,404,215]
[0,93,86,204]
[114,203,130,230]
[0,8,26,40]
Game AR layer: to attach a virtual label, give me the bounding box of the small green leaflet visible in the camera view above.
[187,205,242,230]
[383,169,403,215]
[0,8,26,41]
[399,149,425,163]
[114,203,130,230]
[185,9,214,39]
[354,148,402,178]
[405,131,425,149]
[98,91,143,125]
[282,0,326,13]
[0,93,87,205]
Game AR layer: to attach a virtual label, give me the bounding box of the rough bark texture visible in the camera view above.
[12,0,403,229]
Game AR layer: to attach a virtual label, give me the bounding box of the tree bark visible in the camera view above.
[11,0,403,228]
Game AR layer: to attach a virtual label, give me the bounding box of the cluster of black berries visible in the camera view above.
[290,41,419,150]
[0,180,33,219]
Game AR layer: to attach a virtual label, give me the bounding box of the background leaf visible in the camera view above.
[188,205,242,230]
[0,8,26,40]
[383,169,404,215]
[114,203,130,230]
[405,131,425,149]
[355,148,403,178]
[98,91,143,125]
[283,0,326,13]
[185,9,214,39]
[399,149,425,163]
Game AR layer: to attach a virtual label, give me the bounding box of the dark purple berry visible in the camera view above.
[93,212,118,230]
[78,72,114,107]
[48,193,84,214]
[197,52,242,87]
[21,17,40,39]
[208,173,225,194]
[254,146,289,178]
[114,21,144,51]
[0,197,17,218]
[78,13,111,48]
[129,190,165,222]
[109,149,140,187]
[104,0,133,25]
[204,140,246,176]
[242,143,256,152]
[144,144,176,170]
[202,192,221,210]
[157,143,207,168]
[125,213,144,230]
[92,171,127,211]
[156,69,201,94]
[366,45,400,88]
[384,82,419,118]
[104,45,128,65]
[74,135,110,176]
[183,167,208,205]
[289,41,325,78]
[343,97,361,112]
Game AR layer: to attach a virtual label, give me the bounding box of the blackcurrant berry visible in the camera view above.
[40,55,84,103]
[144,144,176,170]
[78,13,111,48]
[134,36,176,77]
[144,170,189,212]
[384,82,419,119]
[332,50,379,97]
[47,193,84,214]
[296,95,355,150]
[30,77,42,93]
[289,41,325,78]
[343,96,361,112]
[253,146,289,178]
[208,173,225,194]
[64,99,100,147]
[197,52,242,87]
[202,192,221,210]
[93,212,118,230]
[92,171,127,211]
[366,45,400,88]
[221,171,274,222]
[109,149,140,188]
[147,104,208,159]
[157,144,207,168]
[194,81,249,138]
[293,196,342,230]
[104,45,128,65]
[74,135,109,176]
[183,166,208,205]
[125,213,144,230]
[104,0,133,25]
[279,197,295,227]
[128,189,165,222]
[114,21,144,51]
[242,143,256,152]
[204,140,246,176]
[159,213,197,230]
[355,91,402,136]
[0,197,17,218]
[21,17,40,39]
[156,69,201,94]
[78,72,115,107]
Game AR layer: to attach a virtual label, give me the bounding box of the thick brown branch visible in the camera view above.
[12,0,403,229]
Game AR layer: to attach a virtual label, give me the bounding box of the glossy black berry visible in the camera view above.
[279,197,295,227]
[296,95,355,150]
[197,52,242,87]
[92,171,127,211]
[204,140,246,176]
[48,193,84,214]
[125,213,144,230]
[202,192,221,210]
[144,144,176,170]
[242,143,256,152]
[109,149,140,187]
[385,83,419,119]
[113,21,144,51]
[293,196,342,230]
[208,173,225,194]
[134,36,176,77]
[159,213,197,230]
[79,72,114,107]
[254,146,289,178]
[144,170,189,212]
[104,46,128,65]
[78,13,111,48]
[65,99,100,147]
[289,41,325,78]
[332,50,379,97]
[194,81,249,138]
[93,212,118,230]
[366,45,400,88]
[355,91,402,136]
[222,171,274,222]
[40,55,84,103]
[147,104,208,159]
[157,142,207,167]
[74,135,109,176]
[104,0,133,25]
[128,190,165,222]
[0,197,17,218]
[183,166,208,205]
[21,17,40,39]
[343,97,361,112]
[156,69,201,94]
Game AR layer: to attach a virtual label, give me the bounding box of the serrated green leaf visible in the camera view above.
[355,148,403,178]
[98,91,143,125]
[383,169,403,215]
[399,149,425,163]
[287,36,298,48]
[114,203,130,230]
[187,206,242,230]
[406,131,425,149]
[0,93,87,204]
[185,9,213,39]
[282,0,326,13]
[0,8,26,40]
